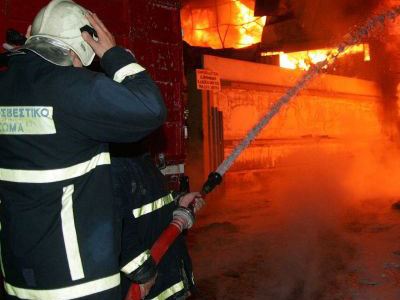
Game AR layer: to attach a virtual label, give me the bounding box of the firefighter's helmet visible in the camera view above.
[23,0,95,66]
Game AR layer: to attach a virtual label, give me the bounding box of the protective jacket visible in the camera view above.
[0,47,166,299]
[111,151,195,300]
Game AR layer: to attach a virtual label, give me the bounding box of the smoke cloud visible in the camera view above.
[370,1,400,141]
[290,0,380,41]
[257,140,400,299]
[259,148,352,299]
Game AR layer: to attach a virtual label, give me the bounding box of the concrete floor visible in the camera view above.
[188,150,400,300]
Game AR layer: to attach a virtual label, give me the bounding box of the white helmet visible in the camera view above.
[24,0,96,66]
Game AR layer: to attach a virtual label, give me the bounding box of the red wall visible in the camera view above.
[0,0,185,165]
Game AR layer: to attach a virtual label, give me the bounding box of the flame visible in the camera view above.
[262,44,370,71]
[181,0,266,49]
[234,1,266,47]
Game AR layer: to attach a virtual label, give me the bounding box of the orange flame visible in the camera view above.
[181,0,266,49]
[262,44,370,71]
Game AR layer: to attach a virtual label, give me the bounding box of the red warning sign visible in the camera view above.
[196,69,221,91]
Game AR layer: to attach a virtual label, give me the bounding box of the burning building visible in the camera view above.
[182,1,400,299]
[184,0,400,184]
[181,0,266,49]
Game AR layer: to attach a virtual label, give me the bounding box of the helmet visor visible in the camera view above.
[23,36,72,66]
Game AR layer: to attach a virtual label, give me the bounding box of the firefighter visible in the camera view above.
[0,0,166,299]
[111,142,204,300]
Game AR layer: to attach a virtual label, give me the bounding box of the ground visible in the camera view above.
[188,158,400,300]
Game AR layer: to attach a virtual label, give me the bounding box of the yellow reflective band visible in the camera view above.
[4,273,120,300]
[121,250,151,275]
[133,194,174,218]
[113,63,146,83]
[0,242,4,278]
[0,222,4,278]
[150,281,185,300]
[0,152,110,183]
[61,185,84,281]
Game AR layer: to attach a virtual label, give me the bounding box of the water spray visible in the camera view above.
[126,7,400,300]
[200,5,400,195]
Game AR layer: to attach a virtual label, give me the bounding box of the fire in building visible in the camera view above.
[1,0,400,299]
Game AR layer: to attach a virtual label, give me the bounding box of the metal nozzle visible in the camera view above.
[201,172,222,195]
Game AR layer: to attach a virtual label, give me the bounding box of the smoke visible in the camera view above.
[344,140,400,201]
[260,148,352,299]
[370,1,400,141]
[290,0,400,143]
[259,140,400,299]
[294,0,400,139]
[290,0,381,43]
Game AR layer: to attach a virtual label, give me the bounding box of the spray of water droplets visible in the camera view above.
[215,6,400,176]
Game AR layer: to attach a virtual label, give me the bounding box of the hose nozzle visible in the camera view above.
[201,172,222,195]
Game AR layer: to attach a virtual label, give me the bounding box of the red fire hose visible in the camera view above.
[124,224,182,300]
[125,172,222,300]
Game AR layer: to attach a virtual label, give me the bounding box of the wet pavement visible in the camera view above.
[188,156,400,300]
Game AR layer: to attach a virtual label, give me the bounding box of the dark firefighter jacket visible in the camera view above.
[111,152,195,300]
[0,47,166,300]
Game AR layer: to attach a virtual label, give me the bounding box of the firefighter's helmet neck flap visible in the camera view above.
[23,0,96,66]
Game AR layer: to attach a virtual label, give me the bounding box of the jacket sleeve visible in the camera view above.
[59,47,167,143]
[120,215,157,284]
[112,157,157,283]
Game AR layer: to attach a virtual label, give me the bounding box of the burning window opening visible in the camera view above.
[181,0,267,49]
[261,43,371,71]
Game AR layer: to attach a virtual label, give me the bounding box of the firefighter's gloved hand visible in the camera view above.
[178,192,205,214]
[140,274,157,299]
[172,192,204,231]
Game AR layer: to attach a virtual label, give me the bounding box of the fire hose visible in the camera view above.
[124,172,222,300]
[125,6,400,299]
